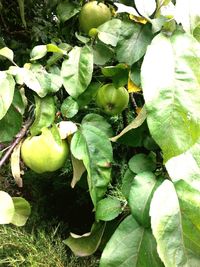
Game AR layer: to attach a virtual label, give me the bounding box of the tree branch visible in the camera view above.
[0,118,33,169]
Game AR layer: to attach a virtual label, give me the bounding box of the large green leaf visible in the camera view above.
[97,19,122,47]
[82,113,113,138]
[128,153,156,174]
[30,95,56,136]
[71,124,113,207]
[165,140,200,190]
[150,180,200,267]
[64,222,105,257]
[116,22,153,66]
[0,71,15,120]
[100,215,164,267]
[61,46,93,99]
[129,172,162,227]
[175,0,200,34]
[141,32,200,161]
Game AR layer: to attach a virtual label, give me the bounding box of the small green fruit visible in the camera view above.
[96,83,129,115]
[79,1,111,34]
[21,127,69,173]
[88,28,99,38]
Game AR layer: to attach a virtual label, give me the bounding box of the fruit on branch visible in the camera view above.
[21,127,69,173]
[79,1,112,34]
[96,83,129,115]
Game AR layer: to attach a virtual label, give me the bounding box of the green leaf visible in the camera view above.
[101,63,128,77]
[61,46,93,99]
[64,222,105,256]
[116,22,153,66]
[56,0,80,22]
[100,215,164,267]
[121,169,135,200]
[11,197,31,226]
[82,113,113,138]
[0,47,14,62]
[110,106,147,142]
[141,32,200,161]
[175,0,200,34]
[102,64,129,88]
[30,45,47,61]
[92,42,114,66]
[30,95,56,136]
[0,191,15,224]
[193,24,200,42]
[135,0,156,18]
[76,82,100,108]
[128,153,156,174]
[0,71,15,120]
[128,172,162,227]
[0,104,22,143]
[165,140,200,190]
[96,197,122,221]
[35,72,63,95]
[150,180,200,267]
[17,0,26,28]
[97,19,122,47]
[71,124,113,207]
[46,44,67,54]
[61,97,79,118]
[13,89,26,115]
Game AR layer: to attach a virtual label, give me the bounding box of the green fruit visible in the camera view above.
[79,1,111,34]
[21,127,69,174]
[96,83,129,115]
[88,28,99,38]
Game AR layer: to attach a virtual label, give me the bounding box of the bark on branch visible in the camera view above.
[0,118,33,169]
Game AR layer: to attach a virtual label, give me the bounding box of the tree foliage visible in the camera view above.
[1,0,200,266]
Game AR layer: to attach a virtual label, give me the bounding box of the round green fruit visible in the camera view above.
[96,83,129,115]
[79,1,111,34]
[21,127,69,174]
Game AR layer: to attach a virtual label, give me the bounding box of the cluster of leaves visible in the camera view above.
[1,0,200,266]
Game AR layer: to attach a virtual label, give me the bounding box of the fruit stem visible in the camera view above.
[0,118,33,169]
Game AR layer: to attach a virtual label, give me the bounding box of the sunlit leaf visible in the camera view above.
[61,46,93,99]
[141,31,200,161]
[100,215,164,267]
[11,197,31,226]
[0,71,15,120]
[150,180,200,267]
[0,191,15,224]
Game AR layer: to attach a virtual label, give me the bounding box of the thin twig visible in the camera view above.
[0,118,33,169]
[130,93,138,110]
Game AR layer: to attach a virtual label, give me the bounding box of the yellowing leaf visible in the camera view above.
[128,77,142,93]
[129,15,148,24]
[71,155,86,188]
[110,106,146,142]
[11,141,23,187]
[136,107,142,114]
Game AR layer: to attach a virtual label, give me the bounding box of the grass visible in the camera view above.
[0,225,99,267]
[0,171,99,267]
